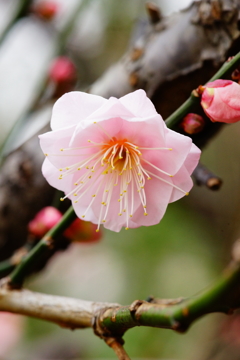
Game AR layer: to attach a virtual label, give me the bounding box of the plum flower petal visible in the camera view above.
[40,90,201,232]
[201,80,240,123]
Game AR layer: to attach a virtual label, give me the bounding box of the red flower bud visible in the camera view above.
[28,207,62,238]
[64,219,102,243]
[180,113,205,134]
[32,1,58,20]
[49,57,77,84]
[200,79,240,123]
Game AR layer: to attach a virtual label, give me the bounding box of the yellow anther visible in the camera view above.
[129,215,133,218]
[147,177,151,180]
[118,213,122,216]
[60,198,64,201]
[185,192,189,196]
[105,190,109,192]
[59,168,63,171]
[77,167,81,170]
[89,176,92,179]
[96,229,99,232]
[74,201,78,203]
[88,140,91,142]
[102,220,106,223]
[86,166,89,169]
[169,148,173,151]
[74,193,77,196]
[74,183,78,186]
[66,167,70,170]
[93,121,97,124]
[82,215,85,218]
[60,148,64,151]
[144,212,148,216]
[44,153,48,156]
[125,227,129,230]
[170,175,173,177]
[92,194,96,197]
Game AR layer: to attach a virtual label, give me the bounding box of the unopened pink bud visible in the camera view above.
[33,1,58,20]
[28,207,62,238]
[64,219,102,243]
[49,57,77,85]
[180,113,205,134]
[201,79,240,123]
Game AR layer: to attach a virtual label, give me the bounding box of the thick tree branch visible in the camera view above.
[0,240,240,340]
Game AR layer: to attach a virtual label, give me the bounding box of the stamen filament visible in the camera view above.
[147,170,188,195]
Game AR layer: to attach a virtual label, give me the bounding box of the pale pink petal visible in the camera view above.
[183,143,201,175]
[206,80,232,88]
[42,158,74,194]
[119,89,158,118]
[219,82,240,111]
[169,165,193,202]
[51,91,107,131]
[131,176,173,227]
[144,127,193,176]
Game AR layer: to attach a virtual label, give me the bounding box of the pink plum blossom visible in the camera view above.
[201,79,240,123]
[39,90,201,232]
[0,312,23,357]
[28,206,62,238]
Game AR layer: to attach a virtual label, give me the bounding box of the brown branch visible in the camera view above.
[193,163,223,190]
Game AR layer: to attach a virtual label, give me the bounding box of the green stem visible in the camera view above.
[9,206,76,288]
[100,261,240,335]
[0,260,15,278]
[165,51,240,129]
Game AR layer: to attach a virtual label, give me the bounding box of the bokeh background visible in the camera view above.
[0,0,239,359]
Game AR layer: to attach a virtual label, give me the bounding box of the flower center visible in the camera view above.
[45,123,188,231]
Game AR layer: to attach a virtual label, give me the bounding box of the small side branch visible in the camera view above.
[193,163,222,190]
[8,206,77,288]
[0,240,240,351]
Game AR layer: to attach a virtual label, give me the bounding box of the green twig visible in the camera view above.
[97,248,240,336]
[9,206,76,288]
[165,51,240,129]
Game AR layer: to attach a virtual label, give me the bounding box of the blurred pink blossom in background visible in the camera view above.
[0,312,23,357]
